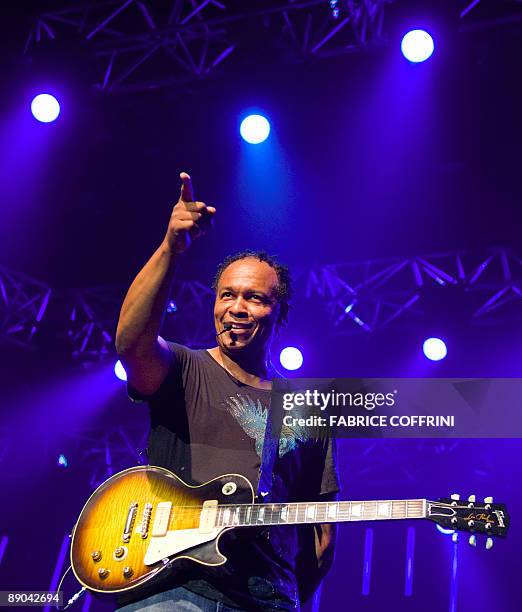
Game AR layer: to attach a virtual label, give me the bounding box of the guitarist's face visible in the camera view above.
[214,258,281,357]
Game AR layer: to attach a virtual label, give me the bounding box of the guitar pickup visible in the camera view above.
[199,500,218,534]
[123,502,138,543]
[151,502,172,537]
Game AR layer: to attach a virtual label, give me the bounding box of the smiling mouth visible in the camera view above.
[224,323,255,332]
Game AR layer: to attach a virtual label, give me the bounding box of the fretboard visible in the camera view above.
[214,499,426,528]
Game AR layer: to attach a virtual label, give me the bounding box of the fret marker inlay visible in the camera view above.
[378,503,391,517]
[307,505,316,520]
[351,504,362,517]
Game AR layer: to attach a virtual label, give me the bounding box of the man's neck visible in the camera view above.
[208,347,272,390]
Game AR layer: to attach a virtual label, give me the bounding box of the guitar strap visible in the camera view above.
[257,382,284,501]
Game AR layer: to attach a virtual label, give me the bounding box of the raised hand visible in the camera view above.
[164,172,216,254]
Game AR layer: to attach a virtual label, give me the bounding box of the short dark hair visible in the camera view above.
[212,250,292,327]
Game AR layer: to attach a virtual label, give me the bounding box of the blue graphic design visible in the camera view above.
[223,394,307,457]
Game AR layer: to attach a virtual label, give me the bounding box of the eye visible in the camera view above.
[221,291,233,298]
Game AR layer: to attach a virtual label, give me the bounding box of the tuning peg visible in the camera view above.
[452,533,458,543]
[484,496,493,504]
[467,495,476,503]
[450,493,460,500]
[486,537,494,550]
[468,535,476,547]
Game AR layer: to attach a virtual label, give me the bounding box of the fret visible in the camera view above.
[392,500,407,519]
[246,505,252,525]
[258,507,265,523]
[280,505,288,523]
[338,501,350,520]
[351,502,363,519]
[306,504,317,522]
[327,501,339,520]
[223,508,231,526]
[363,501,377,519]
[314,505,322,522]
[272,504,280,524]
[377,502,392,519]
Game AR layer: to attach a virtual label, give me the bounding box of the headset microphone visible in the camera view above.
[216,323,233,337]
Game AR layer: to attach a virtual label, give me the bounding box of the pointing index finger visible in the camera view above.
[180,172,194,203]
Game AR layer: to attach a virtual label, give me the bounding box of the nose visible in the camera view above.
[228,296,249,318]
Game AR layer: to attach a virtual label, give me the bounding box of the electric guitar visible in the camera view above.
[70,465,510,594]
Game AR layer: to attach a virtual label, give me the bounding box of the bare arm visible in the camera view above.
[314,520,337,575]
[298,492,338,602]
[115,172,216,396]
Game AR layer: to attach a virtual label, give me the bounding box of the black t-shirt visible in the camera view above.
[124,343,339,611]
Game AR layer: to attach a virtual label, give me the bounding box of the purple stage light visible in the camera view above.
[114,360,127,381]
[0,535,8,566]
[31,94,61,123]
[57,454,68,468]
[240,114,271,144]
[423,337,447,361]
[279,347,303,371]
[401,29,434,63]
[166,300,177,313]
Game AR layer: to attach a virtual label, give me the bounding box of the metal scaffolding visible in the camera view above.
[302,246,522,334]
[24,0,392,94]
[0,265,52,348]
[1,246,520,361]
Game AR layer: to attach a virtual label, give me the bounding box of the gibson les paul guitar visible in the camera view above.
[70,465,510,594]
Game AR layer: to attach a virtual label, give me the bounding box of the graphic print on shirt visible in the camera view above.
[222,393,309,457]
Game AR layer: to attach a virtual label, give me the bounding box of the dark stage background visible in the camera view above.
[1,1,521,611]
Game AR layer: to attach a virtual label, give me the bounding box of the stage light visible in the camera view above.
[166,300,177,314]
[240,114,271,144]
[401,30,434,63]
[31,94,60,123]
[423,337,447,361]
[114,360,127,381]
[57,454,68,468]
[280,347,303,371]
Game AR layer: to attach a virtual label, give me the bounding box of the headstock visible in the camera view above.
[427,494,509,548]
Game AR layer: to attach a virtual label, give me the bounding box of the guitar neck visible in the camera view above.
[215,499,427,528]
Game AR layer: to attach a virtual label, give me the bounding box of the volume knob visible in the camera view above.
[98,568,110,579]
[123,566,134,579]
[91,551,102,562]
[114,547,125,559]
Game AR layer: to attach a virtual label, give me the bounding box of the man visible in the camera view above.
[115,173,339,611]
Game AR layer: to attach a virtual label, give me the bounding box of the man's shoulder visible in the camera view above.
[162,341,214,371]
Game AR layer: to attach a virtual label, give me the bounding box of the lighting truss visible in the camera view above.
[0,265,51,348]
[65,285,126,361]
[1,247,520,360]
[162,280,216,348]
[25,0,392,94]
[302,246,522,334]
[68,426,149,488]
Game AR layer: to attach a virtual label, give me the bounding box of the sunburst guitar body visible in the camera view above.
[70,465,253,593]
